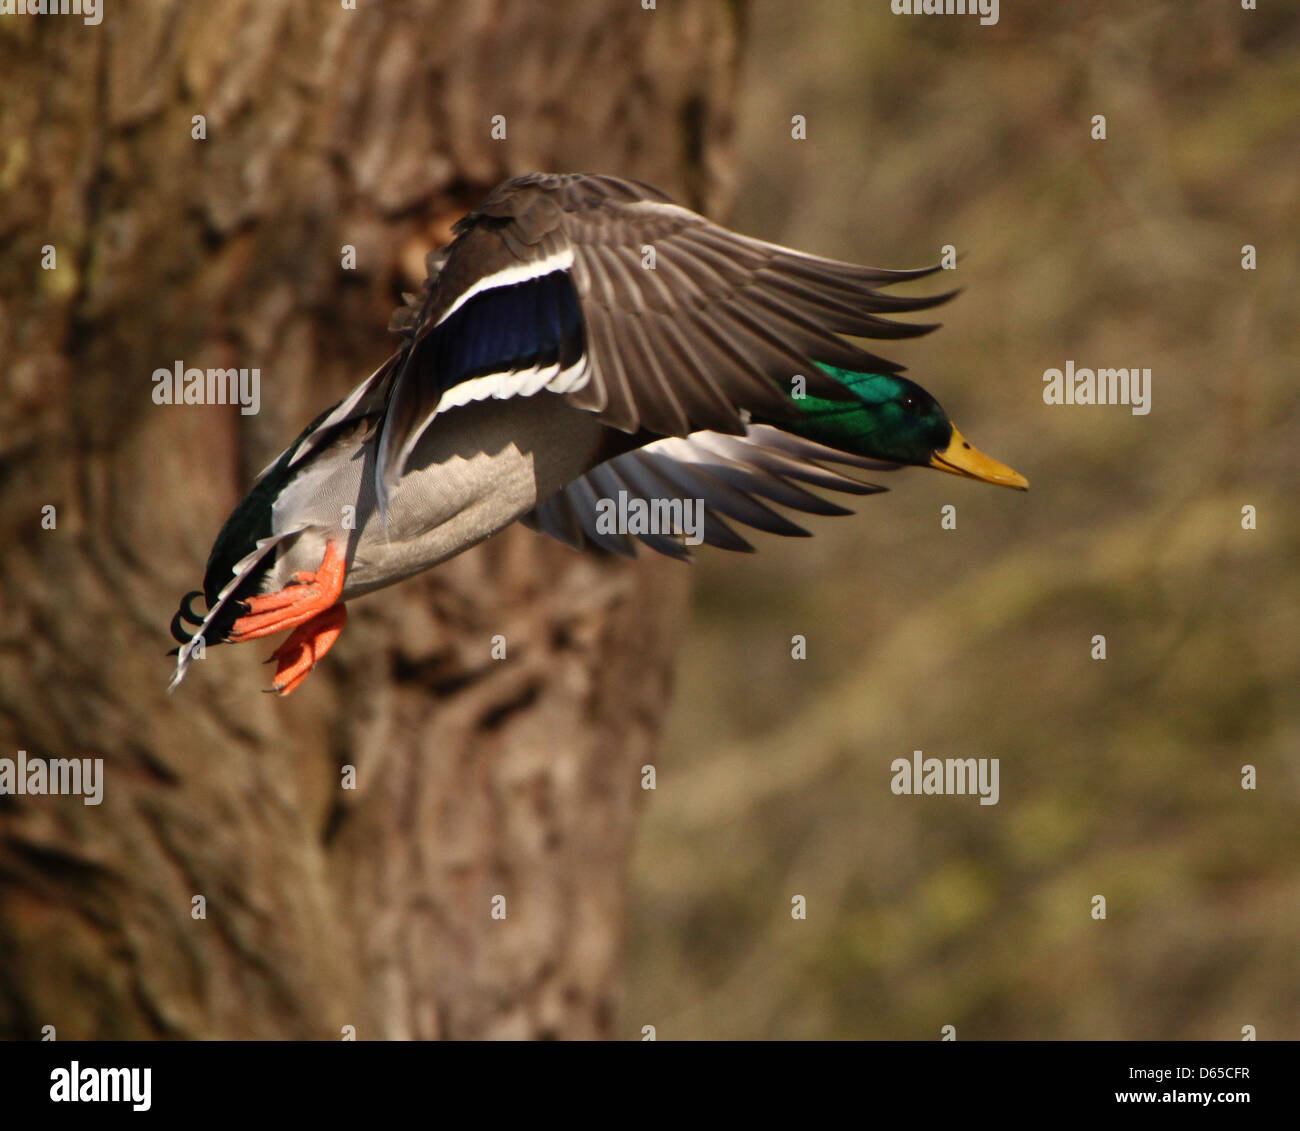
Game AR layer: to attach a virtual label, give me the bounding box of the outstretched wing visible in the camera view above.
[375,173,951,510]
[521,424,902,560]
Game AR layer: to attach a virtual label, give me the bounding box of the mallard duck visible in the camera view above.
[169,173,1026,695]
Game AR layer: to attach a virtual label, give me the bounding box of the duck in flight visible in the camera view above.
[169,173,1027,695]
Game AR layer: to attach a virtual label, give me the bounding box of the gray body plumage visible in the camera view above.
[266,394,608,601]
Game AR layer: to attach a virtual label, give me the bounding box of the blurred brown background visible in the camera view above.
[0,0,725,1040]
[627,1,1299,1039]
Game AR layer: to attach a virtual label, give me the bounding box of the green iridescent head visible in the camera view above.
[785,365,1029,488]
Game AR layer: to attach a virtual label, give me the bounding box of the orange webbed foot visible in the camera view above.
[229,541,347,643]
[264,604,348,696]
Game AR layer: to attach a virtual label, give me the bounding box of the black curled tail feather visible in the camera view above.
[167,527,305,692]
[169,591,206,646]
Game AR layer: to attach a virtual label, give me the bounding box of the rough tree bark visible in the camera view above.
[0,0,741,1039]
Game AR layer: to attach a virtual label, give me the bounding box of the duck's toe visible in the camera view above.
[229,541,348,643]
[264,604,348,696]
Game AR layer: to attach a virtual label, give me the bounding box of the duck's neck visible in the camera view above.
[776,366,903,456]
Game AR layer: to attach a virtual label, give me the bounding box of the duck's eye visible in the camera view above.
[900,395,919,413]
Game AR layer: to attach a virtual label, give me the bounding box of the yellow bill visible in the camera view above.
[930,425,1029,490]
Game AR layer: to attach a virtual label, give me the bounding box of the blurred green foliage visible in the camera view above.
[627,0,1299,1039]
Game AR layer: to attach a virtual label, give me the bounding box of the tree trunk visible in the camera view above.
[0,0,740,1040]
